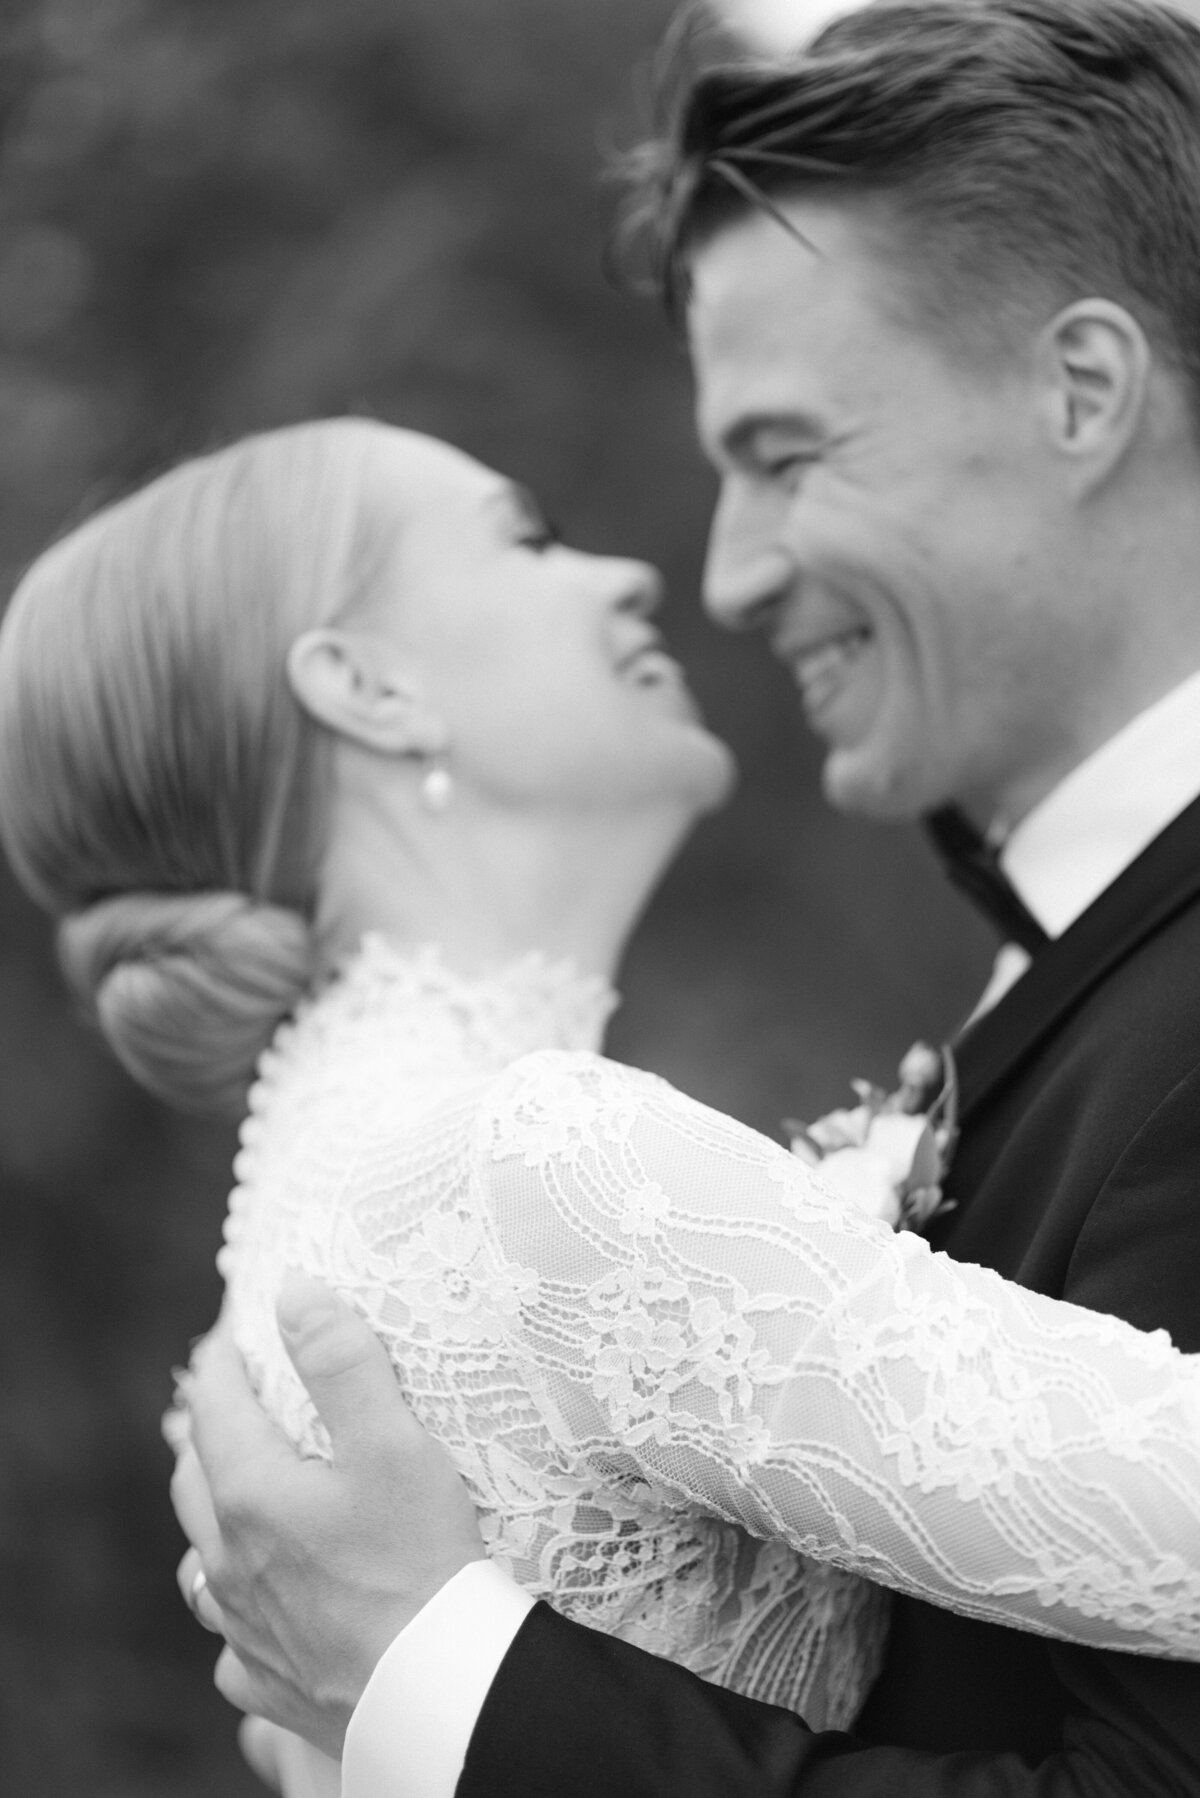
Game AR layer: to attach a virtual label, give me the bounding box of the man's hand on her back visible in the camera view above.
[170,1276,486,1757]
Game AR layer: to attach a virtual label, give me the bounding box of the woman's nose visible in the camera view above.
[606,557,664,617]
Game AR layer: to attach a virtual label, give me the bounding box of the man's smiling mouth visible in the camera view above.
[785,627,873,713]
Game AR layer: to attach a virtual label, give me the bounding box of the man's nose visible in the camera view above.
[702,487,794,632]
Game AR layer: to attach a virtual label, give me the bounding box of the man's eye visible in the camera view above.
[767,454,815,489]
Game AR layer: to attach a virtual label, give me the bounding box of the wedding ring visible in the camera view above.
[186,1565,209,1619]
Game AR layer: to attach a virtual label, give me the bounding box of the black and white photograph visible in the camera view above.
[4,2,1200,1793]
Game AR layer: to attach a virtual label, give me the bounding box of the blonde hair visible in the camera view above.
[0,417,395,1114]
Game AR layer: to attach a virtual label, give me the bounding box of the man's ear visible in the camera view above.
[286,629,448,757]
[1036,299,1150,484]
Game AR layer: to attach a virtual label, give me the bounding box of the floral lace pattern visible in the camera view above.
[220,938,1200,1747]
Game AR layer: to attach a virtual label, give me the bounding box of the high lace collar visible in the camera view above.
[255,933,619,1093]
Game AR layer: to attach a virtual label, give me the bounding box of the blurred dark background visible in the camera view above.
[0,2,993,1791]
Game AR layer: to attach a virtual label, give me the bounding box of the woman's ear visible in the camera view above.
[286,629,448,757]
[1035,299,1150,487]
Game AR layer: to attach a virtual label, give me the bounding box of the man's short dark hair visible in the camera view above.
[630,0,1200,415]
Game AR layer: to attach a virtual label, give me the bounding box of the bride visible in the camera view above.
[3,417,1200,1794]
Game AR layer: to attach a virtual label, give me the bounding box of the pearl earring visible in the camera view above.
[420,762,454,815]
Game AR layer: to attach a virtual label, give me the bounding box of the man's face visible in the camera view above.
[690,199,1091,826]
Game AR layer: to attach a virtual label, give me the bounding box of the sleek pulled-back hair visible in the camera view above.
[631,0,1200,415]
[0,417,397,1115]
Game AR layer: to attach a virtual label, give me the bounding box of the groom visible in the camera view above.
[175,1,1200,1791]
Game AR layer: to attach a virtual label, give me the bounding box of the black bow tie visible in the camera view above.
[925,806,1050,954]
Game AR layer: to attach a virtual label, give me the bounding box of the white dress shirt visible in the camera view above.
[341,667,1200,1798]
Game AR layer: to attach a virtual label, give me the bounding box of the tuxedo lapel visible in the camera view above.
[954,792,1200,1121]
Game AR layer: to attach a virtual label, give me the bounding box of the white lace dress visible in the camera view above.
[220,936,1200,1758]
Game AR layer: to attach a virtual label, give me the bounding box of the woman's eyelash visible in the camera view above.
[521,520,562,551]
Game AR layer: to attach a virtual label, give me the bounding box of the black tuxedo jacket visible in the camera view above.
[458,797,1200,1797]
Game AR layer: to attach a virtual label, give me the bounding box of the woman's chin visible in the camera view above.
[652,732,737,826]
[689,731,739,812]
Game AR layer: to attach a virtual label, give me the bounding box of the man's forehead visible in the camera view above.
[688,208,855,439]
[689,194,868,299]
[688,202,878,368]
[688,197,929,443]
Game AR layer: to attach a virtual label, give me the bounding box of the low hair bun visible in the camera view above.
[58,892,314,1116]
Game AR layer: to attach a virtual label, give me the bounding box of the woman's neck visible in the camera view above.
[311,798,691,985]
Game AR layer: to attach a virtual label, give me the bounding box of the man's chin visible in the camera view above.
[820,746,935,823]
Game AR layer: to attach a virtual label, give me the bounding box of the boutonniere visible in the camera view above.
[785,1042,959,1233]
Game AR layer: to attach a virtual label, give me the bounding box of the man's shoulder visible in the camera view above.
[960,865,1200,1132]
[943,890,1200,1337]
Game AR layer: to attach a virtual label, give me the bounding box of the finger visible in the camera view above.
[176,1548,226,1634]
[169,1441,225,1563]
[186,1324,295,1503]
[275,1273,414,1467]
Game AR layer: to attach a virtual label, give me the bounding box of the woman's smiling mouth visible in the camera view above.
[618,638,706,722]
[625,646,684,688]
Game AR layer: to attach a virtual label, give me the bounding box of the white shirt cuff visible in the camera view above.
[341,1560,535,1798]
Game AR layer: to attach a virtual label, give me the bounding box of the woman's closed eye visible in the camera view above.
[504,483,562,553]
[519,517,563,553]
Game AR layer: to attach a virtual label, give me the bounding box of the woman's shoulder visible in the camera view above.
[473,1047,793,1178]
[482,1047,674,1115]
[471,1050,658,1129]
[473,1048,664,1151]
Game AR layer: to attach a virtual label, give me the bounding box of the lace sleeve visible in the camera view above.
[469,1049,1200,1658]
